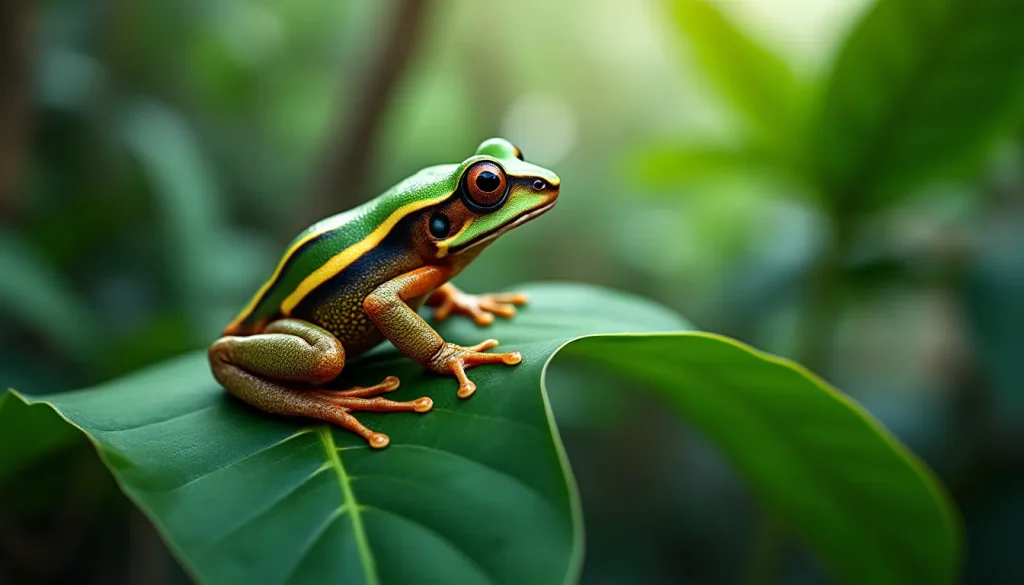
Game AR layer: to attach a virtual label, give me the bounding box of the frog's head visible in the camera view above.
[417,138,560,260]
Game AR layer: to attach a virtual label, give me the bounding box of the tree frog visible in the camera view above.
[209,138,560,448]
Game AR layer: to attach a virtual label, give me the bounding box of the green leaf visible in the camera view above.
[668,0,803,159]
[628,143,804,191]
[812,0,1024,211]
[560,334,961,585]
[0,284,958,584]
[118,100,247,339]
[631,143,761,185]
[0,232,102,363]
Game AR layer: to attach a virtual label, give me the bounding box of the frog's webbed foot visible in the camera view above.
[303,379,431,449]
[427,283,528,326]
[428,339,522,398]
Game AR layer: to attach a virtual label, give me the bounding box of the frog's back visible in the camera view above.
[224,165,457,341]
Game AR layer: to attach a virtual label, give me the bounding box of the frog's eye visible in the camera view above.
[513,145,524,160]
[461,161,509,212]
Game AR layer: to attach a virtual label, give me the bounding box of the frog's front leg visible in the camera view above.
[209,319,432,448]
[426,283,528,326]
[365,266,522,398]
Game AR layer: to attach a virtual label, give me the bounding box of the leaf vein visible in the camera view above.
[282,505,344,585]
[388,444,561,513]
[362,504,497,585]
[156,429,313,493]
[88,403,219,433]
[207,464,331,547]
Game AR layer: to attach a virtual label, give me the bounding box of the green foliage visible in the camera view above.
[669,0,804,161]
[118,99,269,340]
[622,2,1024,577]
[655,0,1024,215]
[963,212,1024,414]
[1,284,958,585]
[6,0,1017,581]
[0,233,101,363]
[562,334,960,585]
[119,99,227,313]
[629,142,803,192]
[812,0,1024,212]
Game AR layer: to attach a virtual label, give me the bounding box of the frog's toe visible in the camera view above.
[461,340,522,366]
[310,391,432,448]
[430,341,522,398]
[321,375,400,397]
[412,396,434,412]
[469,292,528,323]
[368,433,390,449]
[479,292,528,318]
[317,394,433,414]
[431,289,528,326]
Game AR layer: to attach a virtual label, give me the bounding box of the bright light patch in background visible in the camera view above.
[501,93,577,166]
[222,5,285,68]
[706,0,871,74]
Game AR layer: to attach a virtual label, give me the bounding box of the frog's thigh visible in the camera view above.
[209,318,431,448]
[211,318,345,385]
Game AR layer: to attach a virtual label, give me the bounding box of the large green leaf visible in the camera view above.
[1,284,958,584]
[560,334,961,585]
[668,0,803,161]
[812,0,1024,211]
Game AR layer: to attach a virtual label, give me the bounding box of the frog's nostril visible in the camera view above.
[532,179,546,191]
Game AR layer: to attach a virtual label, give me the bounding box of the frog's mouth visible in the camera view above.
[506,200,558,231]
[455,200,558,253]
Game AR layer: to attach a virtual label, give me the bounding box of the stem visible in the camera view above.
[0,0,32,220]
[796,214,850,373]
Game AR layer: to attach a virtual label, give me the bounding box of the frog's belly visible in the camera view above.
[298,285,430,357]
[288,240,428,356]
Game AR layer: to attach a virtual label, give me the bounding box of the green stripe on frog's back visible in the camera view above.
[225,165,460,334]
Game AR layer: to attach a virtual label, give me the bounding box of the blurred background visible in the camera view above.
[2,0,1022,583]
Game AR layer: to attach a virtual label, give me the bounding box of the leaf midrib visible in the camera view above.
[318,426,379,585]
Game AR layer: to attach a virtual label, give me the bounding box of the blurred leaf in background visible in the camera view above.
[812,0,1024,213]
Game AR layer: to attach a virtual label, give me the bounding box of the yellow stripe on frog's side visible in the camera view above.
[280,193,452,315]
[225,226,337,333]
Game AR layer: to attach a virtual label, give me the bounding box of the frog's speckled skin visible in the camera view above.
[209,139,560,448]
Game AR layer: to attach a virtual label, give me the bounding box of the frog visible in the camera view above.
[209,138,560,448]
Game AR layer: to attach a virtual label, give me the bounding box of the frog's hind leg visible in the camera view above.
[209,318,432,449]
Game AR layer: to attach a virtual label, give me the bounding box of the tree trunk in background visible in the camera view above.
[304,0,430,229]
[0,0,31,220]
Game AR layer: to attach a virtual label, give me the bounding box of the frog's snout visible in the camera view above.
[531,174,560,204]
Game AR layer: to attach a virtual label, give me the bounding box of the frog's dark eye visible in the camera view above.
[429,213,450,238]
[461,161,509,213]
